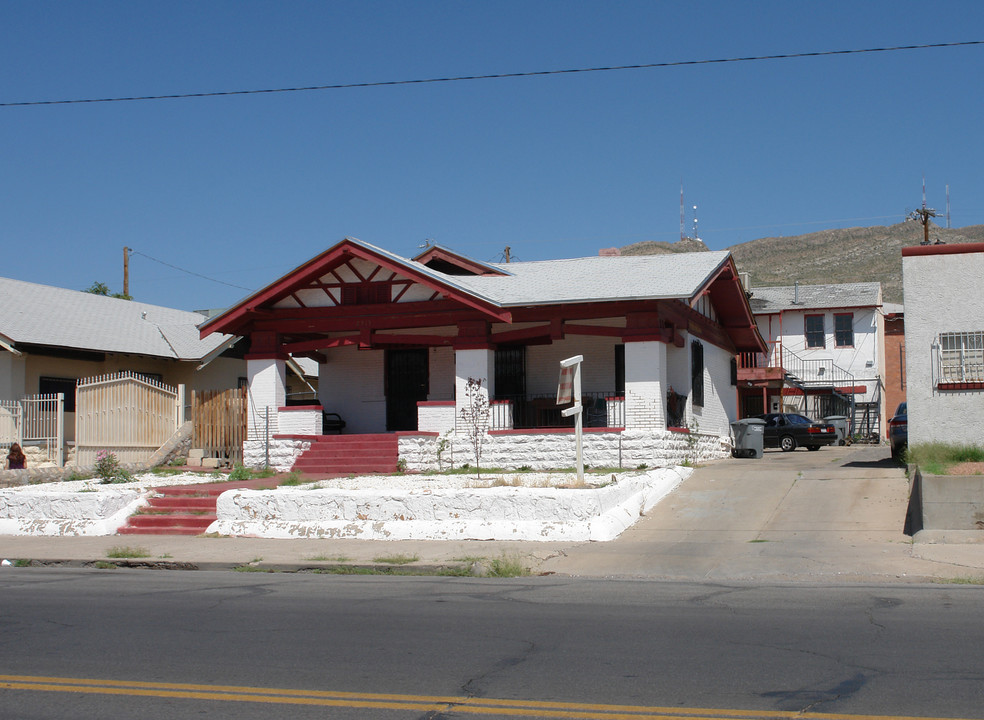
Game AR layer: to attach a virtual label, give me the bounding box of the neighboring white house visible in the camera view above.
[0,276,245,442]
[902,243,984,446]
[200,238,767,472]
[739,282,885,438]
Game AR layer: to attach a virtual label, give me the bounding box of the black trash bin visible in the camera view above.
[731,418,766,459]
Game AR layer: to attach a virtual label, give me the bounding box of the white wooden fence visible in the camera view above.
[75,372,183,467]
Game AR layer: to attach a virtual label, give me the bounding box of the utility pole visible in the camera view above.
[908,179,938,245]
[123,246,130,297]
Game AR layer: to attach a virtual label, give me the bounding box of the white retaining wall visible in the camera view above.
[209,467,692,541]
[0,486,145,536]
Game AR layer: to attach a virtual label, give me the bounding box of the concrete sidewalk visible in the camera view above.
[2,445,982,582]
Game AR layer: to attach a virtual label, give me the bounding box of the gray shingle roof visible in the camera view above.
[342,239,731,307]
[748,282,882,314]
[449,252,733,306]
[0,276,233,360]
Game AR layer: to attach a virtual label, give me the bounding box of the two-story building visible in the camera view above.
[737,282,886,439]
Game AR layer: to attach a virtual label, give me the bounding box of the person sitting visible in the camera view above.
[5,442,26,470]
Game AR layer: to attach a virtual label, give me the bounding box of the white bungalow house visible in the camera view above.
[737,282,886,439]
[902,242,984,446]
[200,238,767,473]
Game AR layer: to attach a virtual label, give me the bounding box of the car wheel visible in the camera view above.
[780,435,797,452]
[807,445,820,451]
[731,448,739,458]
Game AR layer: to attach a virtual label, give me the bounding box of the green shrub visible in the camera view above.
[228,464,252,482]
[95,451,133,484]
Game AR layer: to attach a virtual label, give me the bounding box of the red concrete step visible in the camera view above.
[124,512,217,529]
[145,496,216,511]
[292,434,400,475]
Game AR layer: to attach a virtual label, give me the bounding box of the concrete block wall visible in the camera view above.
[278,407,323,436]
[418,402,456,434]
[624,341,666,430]
[246,359,285,439]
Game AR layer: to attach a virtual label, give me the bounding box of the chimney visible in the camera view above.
[739,272,751,291]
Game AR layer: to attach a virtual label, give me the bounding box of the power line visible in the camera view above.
[129,249,254,291]
[2,40,981,108]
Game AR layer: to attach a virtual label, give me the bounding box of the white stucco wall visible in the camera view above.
[758,307,882,401]
[0,352,26,402]
[319,345,385,434]
[903,248,984,446]
[695,340,737,437]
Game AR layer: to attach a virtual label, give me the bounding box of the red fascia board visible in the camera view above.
[902,242,984,257]
[691,256,768,354]
[412,246,507,276]
[201,239,511,338]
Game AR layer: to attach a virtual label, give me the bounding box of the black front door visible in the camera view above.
[385,349,429,431]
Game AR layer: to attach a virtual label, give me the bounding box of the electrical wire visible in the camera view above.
[128,249,254,291]
[2,40,981,108]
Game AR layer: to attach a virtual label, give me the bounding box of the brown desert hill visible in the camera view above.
[620,222,984,304]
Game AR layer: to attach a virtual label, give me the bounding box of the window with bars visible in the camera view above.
[939,331,984,383]
[805,315,825,348]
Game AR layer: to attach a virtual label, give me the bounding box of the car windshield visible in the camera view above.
[787,415,812,424]
[895,402,907,416]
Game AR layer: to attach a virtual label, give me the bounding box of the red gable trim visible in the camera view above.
[412,246,508,276]
[201,238,511,338]
[902,242,984,257]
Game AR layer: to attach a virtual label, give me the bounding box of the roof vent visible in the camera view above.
[793,281,800,305]
[141,311,147,320]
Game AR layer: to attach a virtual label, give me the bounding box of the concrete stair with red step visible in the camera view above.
[118,476,285,536]
[117,485,221,536]
[292,434,400,475]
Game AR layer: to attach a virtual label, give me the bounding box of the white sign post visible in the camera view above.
[558,355,584,484]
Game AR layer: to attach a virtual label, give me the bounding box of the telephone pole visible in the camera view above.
[908,179,938,244]
[123,246,130,297]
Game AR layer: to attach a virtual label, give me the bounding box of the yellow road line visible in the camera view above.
[0,675,977,720]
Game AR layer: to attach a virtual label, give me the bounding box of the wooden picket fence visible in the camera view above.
[75,372,182,467]
[192,387,247,465]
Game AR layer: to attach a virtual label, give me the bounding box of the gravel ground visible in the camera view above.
[10,469,640,494]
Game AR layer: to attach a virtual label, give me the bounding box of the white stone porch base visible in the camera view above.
[243,438,312,471]
[399,429,730,473]
[208,467,690,541]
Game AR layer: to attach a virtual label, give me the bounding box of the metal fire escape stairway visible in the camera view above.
[779,347,860,435]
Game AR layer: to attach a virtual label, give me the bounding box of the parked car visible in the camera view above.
[754,413,839,452]
[888,401,907,460]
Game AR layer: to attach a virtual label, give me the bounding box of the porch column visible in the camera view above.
[623,340,667,429]
[454,348,494,429]
[246,357,286,439]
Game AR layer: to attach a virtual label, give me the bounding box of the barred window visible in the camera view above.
[939,331,984,383]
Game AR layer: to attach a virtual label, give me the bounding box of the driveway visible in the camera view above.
[542,444,981,582]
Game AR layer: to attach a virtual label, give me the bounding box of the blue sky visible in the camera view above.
[3,1,983,312]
